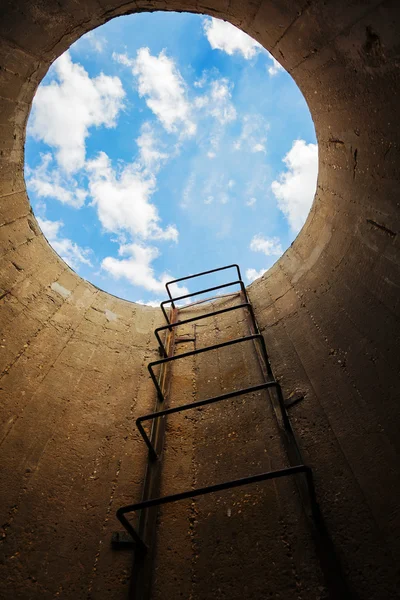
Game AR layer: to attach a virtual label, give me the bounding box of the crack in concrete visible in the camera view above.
[270,0,315,52]
[366,218,396,238]
[353,148,358,179]
[290,0,387,73]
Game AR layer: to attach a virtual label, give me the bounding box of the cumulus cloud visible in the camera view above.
[115,49,237,164]
[86,151,178,242]
[27,122,175,249]
[102,243,188,295]
[203,18,262,60]
[37,217,92,270]
[26,153,87,208]
[114,48,196,137]
[203,17,284,76]
[246,197,257,207]
[246,267,266,283]
[271,140,318,232]
[29,51,125,173]
[250,234,283,256]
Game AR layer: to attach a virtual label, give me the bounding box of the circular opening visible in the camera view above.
[24,12,317,305]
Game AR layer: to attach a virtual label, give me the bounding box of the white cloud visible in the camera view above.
[268,56,284,76]
[194,96,208,109]
[246,267,266,283]
[115,48,196,137]
[203,17,283,77]
[26,153,87,208]
[194,73,207,88]
[37,217,92,270]
[85,31,107,53]
[247,235,283,284]
[246,197,257,207]
[253,143,266,153]
[246,233,283,281]
[207,79,236,125]
[86,151,178,242]
[112,52,132,67]
[136,299,162,307]
[115,50,236,165]
[234,115,268,153]
[250,234,283,256]
[136,122,168,171]
[203,18,261,60]
[38,216,63,240]
[29,51,125,173]
[193,73,237,134]
[102,243,188,295]
[271,140,318,232]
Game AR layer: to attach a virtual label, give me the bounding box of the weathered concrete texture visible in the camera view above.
[0,263,163,598]
[152,297,326,599]
[0,0,400,599]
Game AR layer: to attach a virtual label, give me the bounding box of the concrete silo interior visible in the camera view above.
[0,1,399,599]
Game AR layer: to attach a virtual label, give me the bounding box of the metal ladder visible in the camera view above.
[113,264,318,598]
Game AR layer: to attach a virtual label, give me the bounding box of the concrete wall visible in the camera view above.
[0,0,399,598]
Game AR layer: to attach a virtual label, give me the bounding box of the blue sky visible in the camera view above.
[25,12,317,304]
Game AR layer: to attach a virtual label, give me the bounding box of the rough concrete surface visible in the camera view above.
[151,296,326,600]
[1,0,400,598]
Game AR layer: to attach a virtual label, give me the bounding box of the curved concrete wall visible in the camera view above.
[0,0,399,598]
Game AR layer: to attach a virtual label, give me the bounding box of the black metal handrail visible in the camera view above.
[148,333,273,403]
[136,382,278,460]
[117,465,317,556]
[165,264,242,308]
[114,262,318,590]
[155,302,258,357]
[160,279,248,327]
